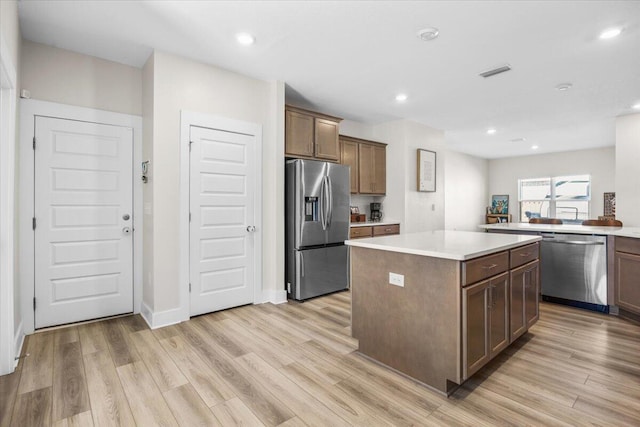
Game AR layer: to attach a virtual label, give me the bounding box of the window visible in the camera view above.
[519,175,590,223]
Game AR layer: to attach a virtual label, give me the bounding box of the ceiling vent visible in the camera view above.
[509,137,527,143]
[479,64,512,78]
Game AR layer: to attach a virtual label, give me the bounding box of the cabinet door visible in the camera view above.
[509,265,527,342]
[285,110,314,158]
[340,139,359,193]
[372,145,386,194]
[524,261,540,328]
[358,143,374,194]
[462,280,490,380]
[314,118,340,161]
[615,252,640,314]
[490,273,510,358]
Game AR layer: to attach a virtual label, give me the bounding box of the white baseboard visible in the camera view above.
[13,321,24,369]
[140,302,186,330]
[262,289,287,305]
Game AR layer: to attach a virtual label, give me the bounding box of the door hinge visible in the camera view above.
[189,283,191,292]
[32,137,36,150]
[189,212,191,222]
[189,140,193,151]
[32,217,36,230]
[33,297,36,310]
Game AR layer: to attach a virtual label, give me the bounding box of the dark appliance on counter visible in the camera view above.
[370,202,382,222]
[285,159,350,300]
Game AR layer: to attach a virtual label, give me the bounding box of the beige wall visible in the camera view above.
[488,147,615,222]
[149,51,283,312]
[370,120,446,233]
[615,113,640,227]
[1,1,20,68]
[20,40,142,115]
[444,151,489,231]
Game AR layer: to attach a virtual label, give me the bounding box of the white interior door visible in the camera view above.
[34,116,133,328]
[190,125,256,316]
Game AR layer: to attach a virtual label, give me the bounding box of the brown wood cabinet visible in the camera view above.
[463,272,509,379]
[285,106,341,162]
[615,237,640,315]
[359,143,386,194]
[349,224,400,239]
[340,138,359,193]
[509,260,540,341]
[339,135,387,195]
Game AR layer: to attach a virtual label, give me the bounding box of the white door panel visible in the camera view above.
[190,125,256,316]
[35,117,133,328]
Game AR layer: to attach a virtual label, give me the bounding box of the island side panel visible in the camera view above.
[350,246,462,394]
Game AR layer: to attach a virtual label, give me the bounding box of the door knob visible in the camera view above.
[122,227,131,235]
[122,214,130,220]
[246,225,256,232]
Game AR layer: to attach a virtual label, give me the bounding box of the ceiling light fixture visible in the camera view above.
[395,93,408,102]
[486,128,497,135]
[236,32,255,46]
[599,27,622,40]
[632,103,640,110]
[531,145,539,150]
[556,83,573,91]
[417,27,439,41]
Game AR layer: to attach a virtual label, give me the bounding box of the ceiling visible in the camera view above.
[18,1,640,159]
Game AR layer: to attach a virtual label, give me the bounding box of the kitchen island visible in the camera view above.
[345,230,541,395]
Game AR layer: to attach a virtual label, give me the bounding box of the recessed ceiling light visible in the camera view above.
[486,128,497,135]
[236,32,255,46]
[531,145,539,150]
[417,27,439,41]
[599,27,622,40]
[556,83,573,91]
[632,103,640,110]
[395,93,408,102]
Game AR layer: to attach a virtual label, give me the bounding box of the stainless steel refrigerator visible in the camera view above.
[286,159,350,300]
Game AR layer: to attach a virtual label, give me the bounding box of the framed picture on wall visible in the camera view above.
[417,149,436,192]
[491,195,509,214]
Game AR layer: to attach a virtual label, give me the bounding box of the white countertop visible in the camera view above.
[345,230,541,261]
[479,223,640,238]
[350,220,400,228]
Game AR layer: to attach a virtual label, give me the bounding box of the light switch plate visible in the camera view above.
[389,272,404,287]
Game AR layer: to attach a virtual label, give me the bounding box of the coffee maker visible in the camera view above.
[370,202,382,222]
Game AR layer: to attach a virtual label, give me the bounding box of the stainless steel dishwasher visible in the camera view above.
[540,233,608,312]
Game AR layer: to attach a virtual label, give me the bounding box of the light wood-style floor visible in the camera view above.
[2,291,640,426]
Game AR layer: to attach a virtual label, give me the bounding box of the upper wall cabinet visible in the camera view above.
[285,105,342,162]
[339,135,387,195]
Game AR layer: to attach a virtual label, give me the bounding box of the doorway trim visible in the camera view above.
[179,110,263,321]
[0,34,18,375]
[19,99,143,334]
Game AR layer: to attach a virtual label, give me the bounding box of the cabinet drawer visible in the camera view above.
[463,251,509,286]
[616,236,640,256]
[510,242,539,269]
[373,224,400,236]
[349,226,373,239]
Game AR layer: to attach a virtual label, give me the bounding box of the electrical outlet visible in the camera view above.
[389,272,404,287]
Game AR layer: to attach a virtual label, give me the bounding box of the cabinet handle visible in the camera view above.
[481,264,498,270]
[385,228,391,232]
[519,252,531,257]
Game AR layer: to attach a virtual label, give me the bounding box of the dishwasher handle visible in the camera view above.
[543,240,604,246]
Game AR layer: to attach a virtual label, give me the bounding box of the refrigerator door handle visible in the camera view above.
[326,176,333,227]
[300,251,305,277]
[319,176,326,230]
